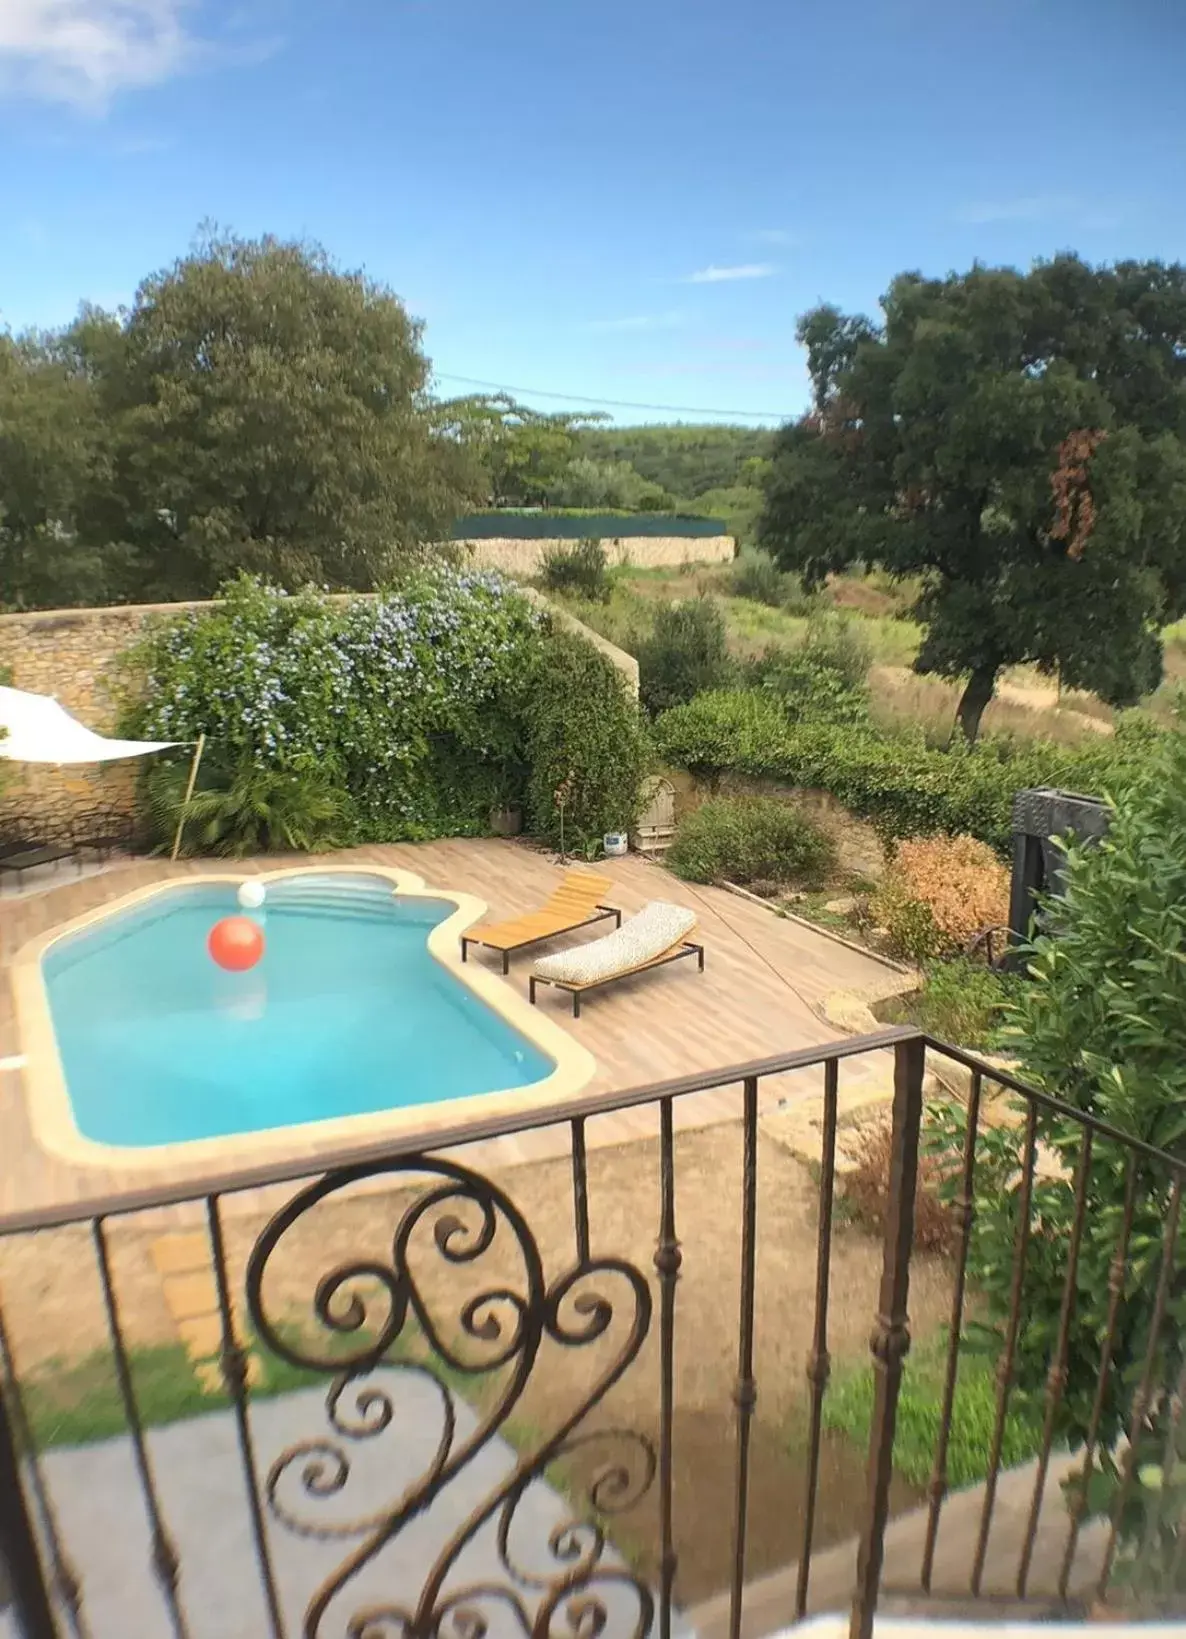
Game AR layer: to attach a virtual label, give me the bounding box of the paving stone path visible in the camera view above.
[1,1377,685,1639]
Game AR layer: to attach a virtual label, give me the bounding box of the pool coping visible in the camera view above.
[12,864,597,1172]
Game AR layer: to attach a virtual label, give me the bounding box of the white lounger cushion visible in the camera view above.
[533,901,697,986]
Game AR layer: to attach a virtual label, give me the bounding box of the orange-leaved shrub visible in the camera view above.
[871,833,1010,962]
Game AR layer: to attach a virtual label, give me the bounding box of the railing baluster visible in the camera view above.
[920,1066,983,1592]
[970,1100,1038,1596]
[92,1219,189,1639]
[0,1295,87,1637]
[1059,1156,1137,1598]
[727,1076,759,1639]
[795,1058,838,1619]
[570,1116,590,1266]
[1147,1350,1186,1569]
[1097,1175,1183,1601]
[1017,1126,1093,1595]
[206,1195,286,1639]
[0,1351,57,1639]
[653,1097,681,1639]
[1166,1363,1186,1590]
[850,1035,925,1639]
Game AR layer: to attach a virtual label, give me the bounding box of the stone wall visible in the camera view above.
[0,601,207,842]
[0,592,638,840]
[466,533,734,577]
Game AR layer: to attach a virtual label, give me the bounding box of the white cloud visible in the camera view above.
[0,0,199,108]
[954,195,1077,225]
[685,263,777,284]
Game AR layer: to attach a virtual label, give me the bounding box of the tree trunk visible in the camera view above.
[952,664,999,744]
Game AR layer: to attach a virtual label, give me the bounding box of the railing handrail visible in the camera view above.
[4,1025,1183,1236]
[928,1034,1186,1175]
[0,1026,916,1234]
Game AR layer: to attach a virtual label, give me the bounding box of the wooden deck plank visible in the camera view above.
[0,840,901,1219]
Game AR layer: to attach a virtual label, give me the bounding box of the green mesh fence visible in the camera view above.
[451,512,727,540]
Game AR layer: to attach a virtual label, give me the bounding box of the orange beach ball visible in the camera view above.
[208,915,265,972]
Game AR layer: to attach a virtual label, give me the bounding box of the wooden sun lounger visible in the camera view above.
[459,869,621,975]
[528,901,705,1017]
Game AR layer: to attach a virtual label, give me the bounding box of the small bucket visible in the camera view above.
[603,832,628,858]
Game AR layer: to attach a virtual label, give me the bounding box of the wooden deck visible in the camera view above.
[0,839,902,1220]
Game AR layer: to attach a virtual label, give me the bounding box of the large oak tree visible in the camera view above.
[2,231,473,607]
[760,256,1186,740]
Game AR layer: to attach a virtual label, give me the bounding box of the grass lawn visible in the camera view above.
[821,1335,1043,1491]
[18,1339,326,1449]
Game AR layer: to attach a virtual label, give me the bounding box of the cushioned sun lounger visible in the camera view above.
[460,869,621,974]
[529,901,704,1017]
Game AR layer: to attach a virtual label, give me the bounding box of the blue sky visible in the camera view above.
[1,0,1183,425]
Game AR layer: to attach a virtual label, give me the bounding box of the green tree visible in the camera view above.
[0,327,124,609]
[435,394,601,507]
[637,598,731,715]
[547,454,669,510]
[77,229,469,599]
[760,257,1186,741]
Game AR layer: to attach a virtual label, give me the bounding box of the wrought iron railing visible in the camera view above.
[0,1027,1183,1639]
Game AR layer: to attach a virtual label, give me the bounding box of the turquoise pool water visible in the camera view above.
[42,875,553,1147]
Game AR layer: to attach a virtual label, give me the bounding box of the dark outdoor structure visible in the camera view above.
[1006,787,1111,960]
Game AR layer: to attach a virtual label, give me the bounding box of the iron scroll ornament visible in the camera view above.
[246,1157,655,1639]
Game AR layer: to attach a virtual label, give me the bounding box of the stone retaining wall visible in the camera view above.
[0,592,638,841]
[466,533,734,577]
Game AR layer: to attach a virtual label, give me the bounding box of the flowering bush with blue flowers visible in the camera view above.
[123,569,647,853]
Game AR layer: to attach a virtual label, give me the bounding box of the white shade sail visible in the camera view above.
[0,686,184,765]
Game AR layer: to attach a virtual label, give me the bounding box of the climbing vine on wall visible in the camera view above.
[123,570,648,853]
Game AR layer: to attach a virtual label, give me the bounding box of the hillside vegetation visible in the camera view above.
[546,557,1186,747]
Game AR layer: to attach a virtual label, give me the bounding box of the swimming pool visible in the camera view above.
[26,870,584,1156]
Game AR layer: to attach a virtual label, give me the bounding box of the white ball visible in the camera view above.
[237,880,267,910]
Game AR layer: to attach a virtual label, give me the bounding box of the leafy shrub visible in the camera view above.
[539,538,611,602]
[779,575,823,617]
[842,1116,961,1255]
[871,834,1010,960]
[523,630,649,849]
[879,958,1021,1048]
[741,646,869,726]
[920,736,1186,1599]
[653,689,788,784]
[637,597,731,716]
[729,550,786,607]
[652,689,1151,852]
[666,794,834,886]
[800,609,873,690]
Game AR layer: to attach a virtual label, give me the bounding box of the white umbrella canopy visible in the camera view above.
[0,686,184,764]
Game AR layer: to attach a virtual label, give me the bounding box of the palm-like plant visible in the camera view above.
[153,761,348,857]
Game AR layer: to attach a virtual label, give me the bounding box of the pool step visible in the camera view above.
[262,888,400,924]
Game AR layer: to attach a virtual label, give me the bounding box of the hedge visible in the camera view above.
[652,690,1160,854]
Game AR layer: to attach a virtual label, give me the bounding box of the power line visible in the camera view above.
[431,371,791,423]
